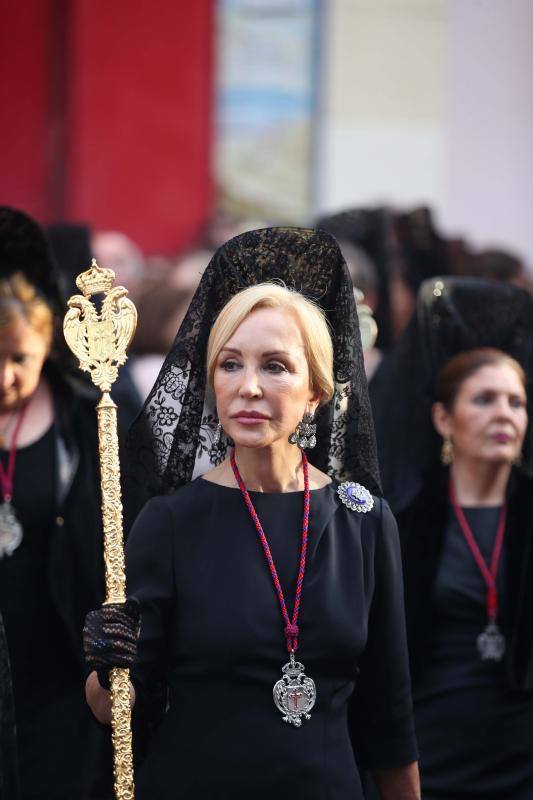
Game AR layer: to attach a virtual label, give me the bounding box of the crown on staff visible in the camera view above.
[76,259,116,297]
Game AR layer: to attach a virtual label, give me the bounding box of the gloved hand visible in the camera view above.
[83,598,140,690]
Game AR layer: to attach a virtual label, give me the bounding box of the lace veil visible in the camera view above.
[372,276,533,512]
[0,206,79,374]
[126,227,381,516]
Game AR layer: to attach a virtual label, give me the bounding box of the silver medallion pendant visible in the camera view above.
[477,621,506,661]
[273,652,316,727]
[0,501,23,558]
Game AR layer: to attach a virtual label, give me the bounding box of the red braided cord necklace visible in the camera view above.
[230,448,310,654]
[449,479,507,661]
[0,401,30,558]
[230,447,317,726]
[0,402,30,502]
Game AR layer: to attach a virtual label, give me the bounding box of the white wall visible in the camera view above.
[316,0,533,264]
[443,0,533,263]
[316,0,448,213]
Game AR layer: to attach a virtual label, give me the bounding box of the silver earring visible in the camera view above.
[213,421,222,446]
[289,411,317,450]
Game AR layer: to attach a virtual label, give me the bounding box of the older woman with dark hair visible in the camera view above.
[84,228,420,799]
[373,277,533,799]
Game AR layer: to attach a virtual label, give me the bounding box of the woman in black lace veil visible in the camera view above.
[125,227,381,521]
[373,277,533,513]
[372,276,533,798]
[87,228,420,799]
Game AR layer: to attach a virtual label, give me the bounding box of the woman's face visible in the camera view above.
[0,319,49,413]
[213,307,318,450]
[432,363,528,466]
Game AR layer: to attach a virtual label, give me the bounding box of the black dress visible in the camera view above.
[0,611,18,800]
[0,429,110,800]
[399,470,533,800]
[412,507,533,799]
[0,365,115,800]
[126,477,417,800]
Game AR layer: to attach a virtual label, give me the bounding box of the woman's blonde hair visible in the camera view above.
[0,272,54,349]
[206,283,334,404]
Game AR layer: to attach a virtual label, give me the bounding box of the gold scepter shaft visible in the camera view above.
[63,259,137,800]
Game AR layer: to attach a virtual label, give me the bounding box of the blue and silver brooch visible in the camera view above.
[337,481,374,513]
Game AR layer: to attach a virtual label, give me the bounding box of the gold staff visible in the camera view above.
[63,259,137,800]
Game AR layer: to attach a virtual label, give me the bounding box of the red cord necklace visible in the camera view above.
[231,448,317,727]
[0,402,30,558]
[449,480,507,661]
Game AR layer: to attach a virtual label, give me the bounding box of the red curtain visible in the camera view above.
[0,0,214,254]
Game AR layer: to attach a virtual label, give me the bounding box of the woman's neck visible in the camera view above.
[232,443,304,493]
[450,458,511,507]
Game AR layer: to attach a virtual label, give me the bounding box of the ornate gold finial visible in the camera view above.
[64,262,137,393]
[63,263,137,799]
[76,258,116,297]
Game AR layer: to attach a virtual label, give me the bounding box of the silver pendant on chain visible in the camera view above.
[273,652,316,727]
[0,502,23,558]
[477,621,506,661]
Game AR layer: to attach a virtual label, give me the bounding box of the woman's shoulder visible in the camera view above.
[141,477,219,517]
[331,483,399,563]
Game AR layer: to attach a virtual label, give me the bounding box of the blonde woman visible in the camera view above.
[85,229,419,799]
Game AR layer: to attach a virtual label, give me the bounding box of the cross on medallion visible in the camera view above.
[288,687,304,712]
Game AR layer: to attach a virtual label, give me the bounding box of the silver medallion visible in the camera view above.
[273,652,316,727]
[337,481,374,513]
[0,502,23,558]
[477,621,506,661]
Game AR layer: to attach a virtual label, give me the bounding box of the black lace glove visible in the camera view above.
[83,599,141,690]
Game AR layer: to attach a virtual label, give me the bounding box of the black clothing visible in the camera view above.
[316,206,451,351]
[111,359,143,431]
[0,429,71,698]
[126,477,417,799]
[316,207,395,350]
[0,367,113,799]
[399,470,533,798]
[0,613,18,800]
[126,227,381,524]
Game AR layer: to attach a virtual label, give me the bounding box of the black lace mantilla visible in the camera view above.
[372,276,533,512]
[126,227,381,515]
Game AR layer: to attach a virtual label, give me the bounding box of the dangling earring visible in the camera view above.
[289,410,317,450]
[213,421,222,446]
[440,437,454,465]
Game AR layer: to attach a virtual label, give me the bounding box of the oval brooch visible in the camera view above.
[337,481,374,513]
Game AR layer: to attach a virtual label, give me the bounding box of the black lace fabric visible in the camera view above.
[0,206,65,320]
[0,206,77,375]
[372,276,533,512]
[126,227,381,517]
